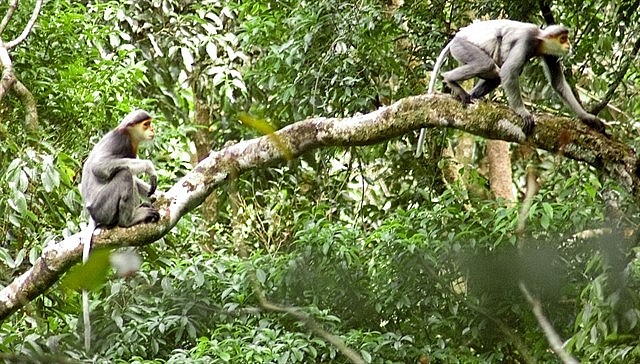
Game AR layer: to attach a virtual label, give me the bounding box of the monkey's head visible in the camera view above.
[118,109,156,143]
[539,25,571,57]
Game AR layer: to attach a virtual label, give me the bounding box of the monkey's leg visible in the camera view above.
[89,184,122,228]
[470,78,501,99]
[110,169,159,227]
[443,38,499,104]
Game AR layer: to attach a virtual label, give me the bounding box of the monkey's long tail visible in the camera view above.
[82,218,96,352]
[415,42,451,158]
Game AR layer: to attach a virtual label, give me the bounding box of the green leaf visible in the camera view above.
[62,249,111,291]
[181,47,194,72]
[256,268,267,284]
[41,160,61,193]
[206,42,218,59]
[541,214,550,229]
[360,350,372,363]
[8,191,27,214]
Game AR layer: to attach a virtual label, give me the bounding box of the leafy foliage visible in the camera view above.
[1,0,640,363]
[237,0,414,123]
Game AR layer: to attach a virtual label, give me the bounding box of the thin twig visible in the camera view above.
[0,0,18,35]
[257,297,365,364]
[419,260,537,363]
[229,167,365,364]
[6,0,43,49]
[519,283,579,364]
[590,35,640,115]
[516,164,579,364]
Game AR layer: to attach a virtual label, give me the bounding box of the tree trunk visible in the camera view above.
[487,140,515,202]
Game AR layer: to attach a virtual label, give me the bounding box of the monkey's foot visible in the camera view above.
[582,118,608,136]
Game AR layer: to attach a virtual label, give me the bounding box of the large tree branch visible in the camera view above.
[0,41,16,99]
[11,78,38,130]
[1,93,637,320]
[0,0,42,128]
[0,46,38,129]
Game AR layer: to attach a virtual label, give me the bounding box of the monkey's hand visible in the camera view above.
[148,189,165,204]
[517,110,535,135]
[142,160,157,196]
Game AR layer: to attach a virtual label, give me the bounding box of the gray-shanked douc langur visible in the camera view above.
[415,19,606,157]
[79,109,160,351]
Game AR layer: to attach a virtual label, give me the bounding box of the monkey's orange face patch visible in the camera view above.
[141,120,155,140]
[129,119,155,142]
[542,35,571,57]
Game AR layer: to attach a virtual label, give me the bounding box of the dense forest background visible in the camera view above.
[1,0,640,363]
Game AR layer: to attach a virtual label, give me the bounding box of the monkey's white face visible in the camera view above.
[128,119,155,143]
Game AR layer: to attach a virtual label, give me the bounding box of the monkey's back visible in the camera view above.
[80,129,135,203]
[456,20,539,63]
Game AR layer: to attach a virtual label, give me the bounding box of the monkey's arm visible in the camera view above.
[499,42,534,133]
[91,158,156,181]
[92,158,157,196]
[542,55,605,131]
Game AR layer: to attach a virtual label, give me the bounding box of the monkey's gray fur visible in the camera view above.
[416,20,605,157]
